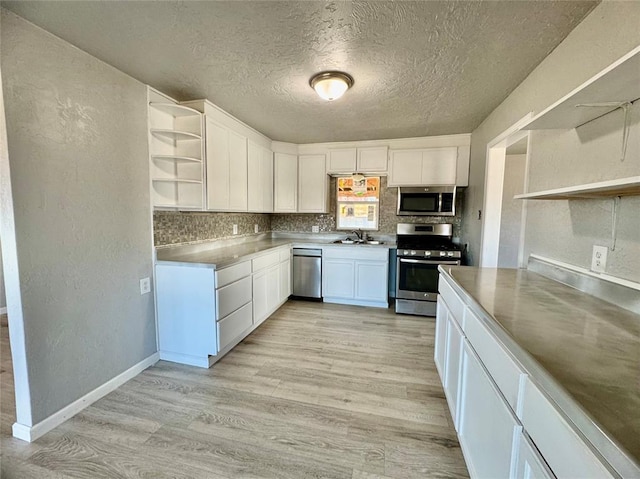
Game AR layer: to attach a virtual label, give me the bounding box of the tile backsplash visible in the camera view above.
[154,177,463,246]
[154,211,271,247]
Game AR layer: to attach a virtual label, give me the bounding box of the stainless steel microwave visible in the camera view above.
[397,186,456,216]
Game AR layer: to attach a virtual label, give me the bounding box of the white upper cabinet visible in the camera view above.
[388,147,458,186]
[327,146,388,174]
[205,118,248,211]
[274,152,298,212]
[298,154,328,213]
[247,140,274,213]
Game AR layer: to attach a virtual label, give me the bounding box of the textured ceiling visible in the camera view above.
[2,1,598,143]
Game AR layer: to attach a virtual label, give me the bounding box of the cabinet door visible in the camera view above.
[322,259,355,299]
[420,147,457,185]
[262,147,274,213]
[459,341,519,479]
[205,118,230,210]
[252,269,269,325]
[444,312,464,430]
[228,130,248,211]
[354,261,388,302]
[247,140,262,212]
[274,153,298,212]
[513,431,555,479]
[266,263,280,314]
[327,148,357,173]
[388,149,423,186]
[279,259,291,302]
[357,146,388,172]
[434,296,448,380]
[298,154,327,213]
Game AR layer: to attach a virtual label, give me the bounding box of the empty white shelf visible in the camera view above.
[151,129,201,140]
[523,46,640,130]
[149,102,201,117]
[152,178,203,184]
[515,176,640,200]
[151,155,202,163]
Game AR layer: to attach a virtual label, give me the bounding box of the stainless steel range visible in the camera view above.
[395,223,462,316]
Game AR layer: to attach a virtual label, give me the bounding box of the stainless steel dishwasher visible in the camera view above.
[292,248,322,300]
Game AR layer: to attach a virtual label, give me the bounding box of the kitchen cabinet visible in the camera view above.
[388,147,457,186]
[205,118,248,211]
[247,140,274,212]
[274,152,298,212]
[252,247,291,325]
[436,270,621,479]
[298,154,328,213]
[327,146,388,174]
[322,246,388,308]
[148,88,205,210]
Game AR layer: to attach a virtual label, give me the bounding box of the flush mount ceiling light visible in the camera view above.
[309,71,354,101]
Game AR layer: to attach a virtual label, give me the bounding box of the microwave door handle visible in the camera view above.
[438,193,442,213]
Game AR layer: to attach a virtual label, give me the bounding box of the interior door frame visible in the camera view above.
[479,113,532,268]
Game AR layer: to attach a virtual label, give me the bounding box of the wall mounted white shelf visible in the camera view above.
[150,129,201,141]
[149,102,200,117]
[515,176,640,200]
[151,155,202,163]
[152,178,203,184]
[522,46,640,130]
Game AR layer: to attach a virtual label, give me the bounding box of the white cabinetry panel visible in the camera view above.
[218,302,253,352]
[216,276,252,319]
[323,259,355,299]
[357,146,388,172]
[327,146,388,174]
[274,153,298,212]
[459,341,519,479]
[328,148,357,173]
[228,129,248,211]
[247,140,273,213]
[388,147,458,186]
[513,431,555,479]
[355,262,388,301]
[298,154,328,213]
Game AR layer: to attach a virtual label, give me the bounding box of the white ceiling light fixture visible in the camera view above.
[310,71,354,101]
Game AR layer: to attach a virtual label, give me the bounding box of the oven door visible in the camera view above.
[396,257,460,301]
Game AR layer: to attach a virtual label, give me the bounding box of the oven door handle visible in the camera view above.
[399,258,460,265]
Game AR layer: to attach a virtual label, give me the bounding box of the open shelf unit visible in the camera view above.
[148,90,205,210]
[515,176,640,200]
[522,46,640,130]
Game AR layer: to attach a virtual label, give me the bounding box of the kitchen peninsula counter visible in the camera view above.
[440,266,640,476]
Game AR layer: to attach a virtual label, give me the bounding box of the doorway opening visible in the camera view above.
[479,113,532,268]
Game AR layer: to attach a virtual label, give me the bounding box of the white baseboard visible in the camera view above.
[12,352,160,442]
[0,307,7,315]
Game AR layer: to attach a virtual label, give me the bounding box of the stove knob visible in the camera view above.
[403,250,409,256]
[424,251,431,257]
[410,250,417,256]
[440,251,446,257]
[447,251,454,257]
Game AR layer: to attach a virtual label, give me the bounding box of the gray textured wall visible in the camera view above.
[1,10,156,423]
[0,237,5,310]
[498,155,526,268]
[463,2,640,284]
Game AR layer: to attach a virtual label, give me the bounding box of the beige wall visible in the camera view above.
[463,1,640,283]
[2,10,156,424]
[498,154,526,268]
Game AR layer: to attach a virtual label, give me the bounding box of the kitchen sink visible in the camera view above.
[332,239,384,245]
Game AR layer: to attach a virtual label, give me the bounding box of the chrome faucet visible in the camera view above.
[352,230,364,241]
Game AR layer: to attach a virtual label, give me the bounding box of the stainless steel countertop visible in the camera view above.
[440,266,640,477]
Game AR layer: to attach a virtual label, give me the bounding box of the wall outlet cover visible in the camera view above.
[312,225,319,233]
[139,277,151,295]
[591,245,608,273]
[254,224,259,233]
[233,224,238,235]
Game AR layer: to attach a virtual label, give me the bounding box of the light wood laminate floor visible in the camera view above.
[0,301,468,478]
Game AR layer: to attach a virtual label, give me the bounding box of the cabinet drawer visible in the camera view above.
[438,277,465,327]
[513,430,555,479]
[216,276,252,319]
[216,261,251,288]
[323,246,388,261]
[252,250,280,272]
[278,247,291,262]
[464,308,524,411]
[520,377,614,479]
[217,302,253,352]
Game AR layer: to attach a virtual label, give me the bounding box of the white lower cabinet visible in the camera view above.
[437,273,617,479]
[458,341,520,479]
[513,431,555,479]
[252,247,291,326]
[322,247,388,308]
[217,302,253,352]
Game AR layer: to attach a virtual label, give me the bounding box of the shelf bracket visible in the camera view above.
[575,101,633,162]
[611,195,621,251]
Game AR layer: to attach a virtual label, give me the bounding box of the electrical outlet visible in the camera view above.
[591,245,607,273]
[233,224,238,235]
[139,277,151,295]
[312,225,319,233]
[254,224,259,233]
